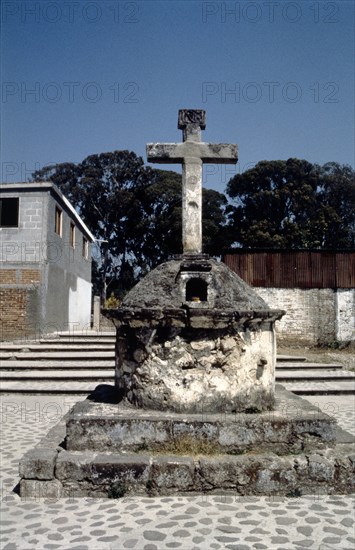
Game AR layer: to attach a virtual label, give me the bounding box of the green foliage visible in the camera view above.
[108,481,128,499]
[226,159,355,249]
[32,152,231,296]
[32,154,354,298]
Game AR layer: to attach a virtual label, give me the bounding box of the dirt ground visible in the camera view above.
[278,342,355,371]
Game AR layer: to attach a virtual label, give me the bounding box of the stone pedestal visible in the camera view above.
[105,256,284,413]
[19,385,355,498]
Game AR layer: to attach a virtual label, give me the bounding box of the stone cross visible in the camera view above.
[147,109,238,254]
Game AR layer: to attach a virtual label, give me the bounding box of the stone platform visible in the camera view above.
[19,385,355,499]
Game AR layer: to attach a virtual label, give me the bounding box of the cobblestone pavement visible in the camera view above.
[1,393,354,550]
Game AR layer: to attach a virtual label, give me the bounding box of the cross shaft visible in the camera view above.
[147,109,238,254]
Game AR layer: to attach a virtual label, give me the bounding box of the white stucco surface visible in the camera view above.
[69,276,92,330]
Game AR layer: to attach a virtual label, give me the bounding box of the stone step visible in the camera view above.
[0,351,115,360]
[0,380,98,393]
[276,362,344,370]
[276,369,355,381]
[0,344,115,352]
[276,354,307,362]
[56,331,116,342]
[50,337,116,344]
[56,331,115,338]
[0,360,115,370]
[280,380,355,395]
[0,370,114,380]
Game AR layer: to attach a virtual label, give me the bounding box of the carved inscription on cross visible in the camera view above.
[147,109,238,254]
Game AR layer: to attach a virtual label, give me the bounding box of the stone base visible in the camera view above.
[65,385,337,455]
[19,385,355,498]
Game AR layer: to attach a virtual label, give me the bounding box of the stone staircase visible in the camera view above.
[0,332,116,394]
[0,333,354,395]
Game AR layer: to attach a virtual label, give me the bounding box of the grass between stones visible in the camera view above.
[135,435,246,456]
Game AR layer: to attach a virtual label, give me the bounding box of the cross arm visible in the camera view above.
[199,143,238,164]
[146,143,185,163]
[147,142,238,164]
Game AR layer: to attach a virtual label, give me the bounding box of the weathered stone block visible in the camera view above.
[308,454,335,482]
[172,421,219,440]
[91,454,150,487]
[55,450,94,481]
[20,479,63,499]
[199,456,249,490]
[19,448,57,480]
[67,417,171,451]
[150,455,195,492]
[294,419,336,443]
[255,458,297,494]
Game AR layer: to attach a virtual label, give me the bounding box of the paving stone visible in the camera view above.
[341,517,354,527]
[293,541,314,548]
[88,529,105,536]
[172,529,191,537]
[143,530,167,541]
[215,536,240,543]
[218,516,232,525]
[304,516,321,524]
[155,521,178,528]
[199,517,213,524]
[324,525,348,535]
[52,517,68,524]
[217,526,242,533]
[275,516,297,525]
[297,526,313,536]
[197,527,212,535]
[271,536,289,544]
[250,528,270,535]
[122,541,139,549]
[322,537,342,544]
[224,545,249,550]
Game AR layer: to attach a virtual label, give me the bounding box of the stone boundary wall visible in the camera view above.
[254,287,354,346]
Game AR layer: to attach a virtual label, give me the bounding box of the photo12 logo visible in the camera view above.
[1,1,140,24]
[201,2,340,24]
[1,81,140,104]
[201,81,340,104]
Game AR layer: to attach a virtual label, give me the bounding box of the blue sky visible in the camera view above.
[1,0,354,192]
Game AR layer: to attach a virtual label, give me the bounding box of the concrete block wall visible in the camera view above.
[1,183,94,341]
[254,287,354,346]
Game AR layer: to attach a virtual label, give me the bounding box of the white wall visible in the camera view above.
[69,277,92,331]
[336,289,355,342]
[254,287,354,345]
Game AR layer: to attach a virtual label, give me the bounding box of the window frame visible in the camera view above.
[82,236,89,260]
[0,197,19,228]
[55,206,63,237]
[70,222,76,248]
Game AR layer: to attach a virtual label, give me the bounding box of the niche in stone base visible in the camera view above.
[185,278,208,302]
[179,269,214,309]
